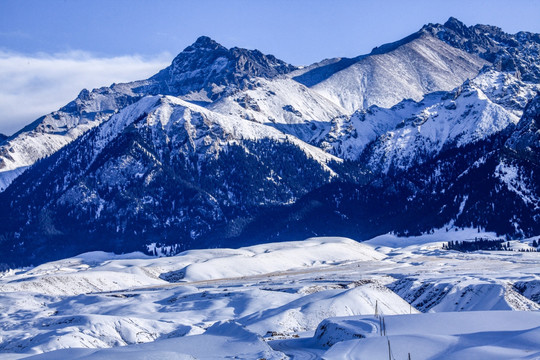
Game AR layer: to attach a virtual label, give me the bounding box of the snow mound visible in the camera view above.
[240,281,417,336]
[1,314,179,355]
[24,321,285,360]
[172,237,384,282]
[0,237,382,296]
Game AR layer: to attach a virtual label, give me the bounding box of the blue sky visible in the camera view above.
[1,0,539,135]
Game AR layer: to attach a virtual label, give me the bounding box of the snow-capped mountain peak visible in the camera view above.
[185,35,226,52]
[317,64,539,175]
[0,37,299,192]
[147,36,297,101]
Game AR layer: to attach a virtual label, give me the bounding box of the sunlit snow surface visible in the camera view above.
[1,231,540,359]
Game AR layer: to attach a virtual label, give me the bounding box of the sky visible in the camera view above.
[1,0,540,135]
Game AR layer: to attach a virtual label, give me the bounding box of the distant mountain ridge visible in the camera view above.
[1,17,539,267]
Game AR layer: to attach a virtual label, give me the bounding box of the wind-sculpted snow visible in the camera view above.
[305,33,487,113]
[170,237,383,282]
[240,282,417,336]
[23,321,285,360]
[318,312,540,359]
[1,233,540,358]
[0,238,381,295]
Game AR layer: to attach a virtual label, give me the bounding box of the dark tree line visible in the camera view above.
[443,238,539,252]
[443,238,507,252]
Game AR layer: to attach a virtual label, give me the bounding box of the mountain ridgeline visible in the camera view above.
[1,18,539,267]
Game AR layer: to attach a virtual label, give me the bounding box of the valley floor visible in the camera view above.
[1,228,539,359]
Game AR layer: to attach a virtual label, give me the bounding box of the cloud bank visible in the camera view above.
[0,51,171,136]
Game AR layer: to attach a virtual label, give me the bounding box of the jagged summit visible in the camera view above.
[185,35,226,52]
[0,35,298,192]
[424,17,540,82]
[442,16,469,33]
[143,35,296,100]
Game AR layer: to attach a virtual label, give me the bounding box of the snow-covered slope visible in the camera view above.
[0,110,107,192]
[0,237,380,295]
[469,68,539,117]
[0,237,389,355]
[208,77,347,143]
[321,70,530,172]
[298,32,487,113]
[362,81,519,172]
[240,282,417,336]
[164,237,381,283]
[23,321,285,360]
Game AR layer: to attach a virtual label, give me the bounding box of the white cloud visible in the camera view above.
[0,51,172,136]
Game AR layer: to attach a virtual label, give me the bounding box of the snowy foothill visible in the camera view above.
[1,230,540,358]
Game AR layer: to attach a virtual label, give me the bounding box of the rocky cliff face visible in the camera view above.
[426,17,540,82]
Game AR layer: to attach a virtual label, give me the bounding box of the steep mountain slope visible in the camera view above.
[359,79,519,173]
[0,37,298,192]
[317,69,540,172]
[320,69,537,169]
[295,30,488,112]
[236,96,540,243]
[294,16,540,115]
[207,77,347,143]
[0,95,341,266]
[141,36,296,101]
[505,93,540,164]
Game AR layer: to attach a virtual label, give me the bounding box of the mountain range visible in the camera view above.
[1,17,539,267]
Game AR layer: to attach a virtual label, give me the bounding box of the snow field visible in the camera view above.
[1,232,540,358]
[320,312,540,359]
